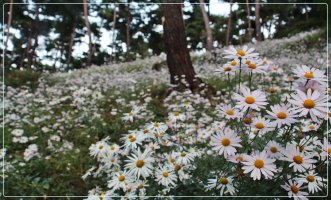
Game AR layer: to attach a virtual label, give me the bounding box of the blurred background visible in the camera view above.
[0,0,329,73]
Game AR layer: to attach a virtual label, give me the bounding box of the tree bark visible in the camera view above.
[111,4,117,63]
[83,0,93,67]
[225,0,233,46]
[27,5,40,69]
[162,1,202,92]
[255,0,262,42]
[4,0,13,58]
[125,0,132,61]
[66,19,77,67]
[246,0,252,41]
[199,0,213,52]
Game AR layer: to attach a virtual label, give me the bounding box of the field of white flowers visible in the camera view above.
[1,30,330,199]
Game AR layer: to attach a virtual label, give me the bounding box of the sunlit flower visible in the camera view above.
[210,128,242,158]
[233,86,267,112]
[125,148,154,179]
[266,104,298,128]
[293,65,326,84]
[155,165,177,188]
[297,170,326,194]
[205,172,236,196]
[223,45,259,60]
[282,144,317,172]
[281,177,308,200]
[242,151,277,180]
[289,89,327,122]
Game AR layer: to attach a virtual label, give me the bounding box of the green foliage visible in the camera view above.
[4,70,41,91]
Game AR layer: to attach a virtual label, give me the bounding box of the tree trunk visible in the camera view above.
[126,0,132,61]
[66,19,77,67]
[255,0,262,42]
[4,0,13,58]
[225,0,233,46]
[27,5,40,70]
[246,0,252,41]
[83,0,93,67]
[20,31,32,69]
[199,0,213,52]
[111,4,117,63]
[162,0,202,92]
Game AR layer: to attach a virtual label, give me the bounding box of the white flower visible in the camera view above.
[89,140,110,159]
[242,151,277,180]
[218,105,242,120]
[243,59,268,74]
[155,165,177,188]
[266,104,298,128]
[250,116,274,135]
[175,151,194,165]
[107,171,133,192]
[122,130,143,152]
[317,137,331,160]
[205,172,236,196]
[146,122,168,134]
[125,148,154,179]
[297,170,326,194]
[264,141,284,159]
[282,144,317,172]
[223,45,259,60]
[168,111,185,123]
[293,65,326,84]
[289,89,327,122]
[233,86,267,112]
[210,128,242,158]
[281,178,309,200]
[11,129,24,137]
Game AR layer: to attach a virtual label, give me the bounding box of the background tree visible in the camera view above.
[199,0,213,52]
[255,0,262,42]
[162,0,201,92]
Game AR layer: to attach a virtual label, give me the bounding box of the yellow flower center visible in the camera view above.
[98,144,104,149]
[154,122,159,127]
[170,158,176,163]
[269,87,277,93]
[231,61,237,66]
[303,99,315,109]
[129,137,136,142]
[254,159,264,168]
[110,146,115,150]
[143,129,149,134]
[221,138,231,146]
[173,111,180,116]
[255,122,265,129]
[224,66,232,72]
[306,175,315,182]
[308,125,315,130]
[219,177,228,185]
[118,175,125,182]
[273,66,278,70]
[304,71,314,79]
[293,155,303,164]
[245,60,251,65]
[277,112,287,119]
[226,109,234,115]
[245,96,255,104]
[244,117,252,124]
[248,63,257,69]
[180,152,186,157]
[327,148,331,155]
[270,147,278,153]
[236,50,246,56]
[162,172,169,177]
[175,164,182,171]
[291,185,299,194]
[236,156,244,162]
[328,113,331,118]
[136,160,145,168]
